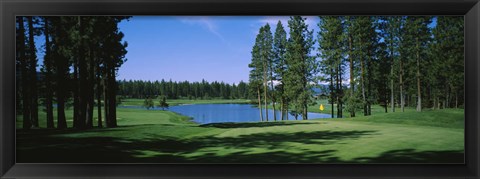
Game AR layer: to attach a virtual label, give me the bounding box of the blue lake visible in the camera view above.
[122,104,332,124]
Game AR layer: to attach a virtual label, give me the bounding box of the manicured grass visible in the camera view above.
[16,104,464,163]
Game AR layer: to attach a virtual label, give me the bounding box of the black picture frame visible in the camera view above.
[1,0,479,178]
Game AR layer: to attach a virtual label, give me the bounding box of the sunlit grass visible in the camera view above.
[16,99,464,163]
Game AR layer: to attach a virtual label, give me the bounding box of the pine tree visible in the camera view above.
[285,16,317,120]
[378,16,402,112]
[273,21,288,120]
[42,17,55,128]
[27,17,39,128]
[249,27,265,121]
[17,17,31,129]
[402,16,432,112]
[318,16,344,118]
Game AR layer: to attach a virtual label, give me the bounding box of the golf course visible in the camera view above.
[16,99,464,163]
[16,16,464,164]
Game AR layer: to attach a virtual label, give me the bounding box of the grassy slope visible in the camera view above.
[16,105,464,163]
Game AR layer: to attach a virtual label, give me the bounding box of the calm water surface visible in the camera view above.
[169,104,330,124]
[122,104,331,124]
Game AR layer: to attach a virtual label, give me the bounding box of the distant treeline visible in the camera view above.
[117,79,250,100]
[249,16,464,121]
[16,16,129,129]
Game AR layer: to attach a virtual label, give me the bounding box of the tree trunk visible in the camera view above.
[269,67,276,121]
[257,87,263,121]
[336,64,340,118]
[389,30,395,113]
[44,18,54,128]
[263,67,268,122]
[330,69,335,118]
[108,67,117,127]
[416,37,422,112]
[77,16,87,129]
[367,54,372,116]
[280,98,284,120]
[103,74,109,127]
[361,57,367,116]
[18,17,31,129]
[86,47,95,129]
[285,102,289,121]
[27,17,39,128]
[97,79,103,128]
[73,51,79,128]
[348,34,355,117]
[400,57,405,112]
[303,103,308,120]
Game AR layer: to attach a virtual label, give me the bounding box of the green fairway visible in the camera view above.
[16,105,464,163]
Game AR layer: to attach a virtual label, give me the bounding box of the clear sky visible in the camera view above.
[32,16,438,85]
[117,16,320,84]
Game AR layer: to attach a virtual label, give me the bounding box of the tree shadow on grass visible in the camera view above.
[17,129,463,164]
[352,149,464,163]
[17,129,375,163]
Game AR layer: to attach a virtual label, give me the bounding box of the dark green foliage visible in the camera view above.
[158,96,170,110]
[318,16,344,118]
[143,97,154,110]
[16,16,129,129]
[273,21,289,120]
[117,79,249,100]
[284,16,317,120]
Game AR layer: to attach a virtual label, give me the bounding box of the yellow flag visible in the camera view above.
[319,104,324,111]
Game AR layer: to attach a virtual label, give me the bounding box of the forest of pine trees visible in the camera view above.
[16,15,465,130]
[249,16,464,119]
[117,79,250,100]
[16,16,129,129]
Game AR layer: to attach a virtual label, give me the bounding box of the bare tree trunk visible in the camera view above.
[257,87,263,121]
[280,98,284,120]
[27,17,39,128]
[108,67,117,127]
[103,75,109,127]
[415,38,422,112]
[18,17,31,129]
[336,64,341,118]
[330,69,335,118]
[348,34,355,117]
[86,47,95,129]
[44,18,54,128]
[97,80,103,128]
[263,61,269,122]
[390,69,395,113]
[285,101,289,120]
[400,58,405,112]
[361,57,367,116]
[269,67,276,121]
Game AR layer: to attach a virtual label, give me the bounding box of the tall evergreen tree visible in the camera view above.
[318,16,344,118]
[273,21,288,120]
[17,17,31,129]
[42,17,55,128]
[249,29,265,121]
[402,16,432,112]
[27,17,39,128]
[285,16,317,120]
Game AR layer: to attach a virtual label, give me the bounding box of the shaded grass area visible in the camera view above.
[17,106,464,163]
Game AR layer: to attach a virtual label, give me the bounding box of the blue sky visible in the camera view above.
[32,16,438,85]
[117,16,320,84]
